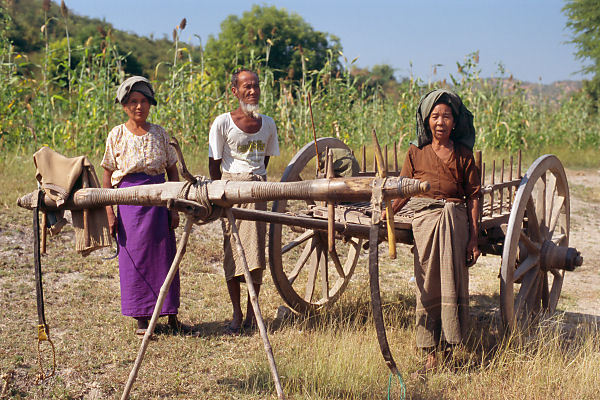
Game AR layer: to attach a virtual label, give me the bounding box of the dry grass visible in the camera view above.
[1,156,599,399]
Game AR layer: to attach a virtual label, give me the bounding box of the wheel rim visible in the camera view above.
[500,155,570,331]
[269,138,362,314]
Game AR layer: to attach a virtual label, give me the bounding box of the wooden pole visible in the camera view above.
[121,216,195,400]
[224,208,285,400]
[500,159,505,214]
[307,91,320,176]
[509,155,514,208]
[490,160,496,216]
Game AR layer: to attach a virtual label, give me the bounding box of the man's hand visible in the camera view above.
[170,210,180,230]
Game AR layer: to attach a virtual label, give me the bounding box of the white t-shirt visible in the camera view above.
[208,112,279,176]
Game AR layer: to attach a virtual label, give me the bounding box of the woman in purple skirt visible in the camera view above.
[101,76,184,337]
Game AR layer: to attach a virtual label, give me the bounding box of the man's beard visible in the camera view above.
[239,100,260,119]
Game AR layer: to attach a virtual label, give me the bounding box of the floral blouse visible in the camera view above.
[101,123,177,187]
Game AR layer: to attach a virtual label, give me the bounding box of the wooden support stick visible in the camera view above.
[361,145,366,173]
[490,160,496,216]
[509,155,514,208]
[517,149,522,178]
[225,208,285,400]
[393,141,398,173]
[121,216,195,400]
[384,145,389,174]
[373,152,377,174]
[500,159,505,214]
[474,150,483,225]
[482,162,486,219]
[371,129,396,259]
[307,91,320,176]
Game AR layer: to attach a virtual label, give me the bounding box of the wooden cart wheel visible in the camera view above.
[500,155,581,331]
[269,137,363,314]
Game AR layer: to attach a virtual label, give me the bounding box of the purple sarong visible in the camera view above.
[117,172,179,317]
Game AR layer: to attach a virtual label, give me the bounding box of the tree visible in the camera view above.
[205,5,342,83]
[563,0,600,110]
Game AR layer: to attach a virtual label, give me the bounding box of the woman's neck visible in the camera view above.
[125,119,149,136]
[431,137,453,150]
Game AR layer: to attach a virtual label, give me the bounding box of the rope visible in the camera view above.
[387,371,406,400]
[175,176,221,224]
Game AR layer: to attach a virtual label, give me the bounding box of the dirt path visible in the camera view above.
[559,169,600,319]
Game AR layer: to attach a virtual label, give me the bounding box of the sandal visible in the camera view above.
[135,328,156,340]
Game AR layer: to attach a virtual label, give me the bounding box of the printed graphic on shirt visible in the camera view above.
[237,140,266,153]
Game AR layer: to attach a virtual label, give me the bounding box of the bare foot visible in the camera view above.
[411,351,437,380]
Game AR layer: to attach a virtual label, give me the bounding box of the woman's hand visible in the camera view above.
[466,237,480,267]
[170,210,180,230]
[106,206,117,236]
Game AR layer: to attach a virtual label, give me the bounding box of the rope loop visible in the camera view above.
[175,176,221,224]
[387,371,406,400]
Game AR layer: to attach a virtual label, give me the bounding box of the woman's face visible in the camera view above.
[122,91,151,124]
[428,103,455,144]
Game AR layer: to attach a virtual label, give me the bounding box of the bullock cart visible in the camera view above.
[263,137,583,334]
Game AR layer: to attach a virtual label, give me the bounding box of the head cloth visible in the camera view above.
[412,88,475,150]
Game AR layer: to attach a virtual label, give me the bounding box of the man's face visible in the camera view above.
[233,71,260,105]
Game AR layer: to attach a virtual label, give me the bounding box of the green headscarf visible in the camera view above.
[412,89,476,150]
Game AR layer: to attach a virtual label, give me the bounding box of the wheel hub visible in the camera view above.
[540,240,583,272]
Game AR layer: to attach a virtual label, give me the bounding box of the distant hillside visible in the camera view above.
[519,80,582,100]
[2,0,196,77]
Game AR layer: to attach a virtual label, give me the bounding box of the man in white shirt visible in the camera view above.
[208,68,279,335]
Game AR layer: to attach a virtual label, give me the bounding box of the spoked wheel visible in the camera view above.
[269,137,363,314]
[500,155,583,331]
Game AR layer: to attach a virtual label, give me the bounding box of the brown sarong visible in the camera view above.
[221,172,267,283]
[412,199,470,348]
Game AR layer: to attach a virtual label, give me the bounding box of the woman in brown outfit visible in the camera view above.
[392,89,481,375]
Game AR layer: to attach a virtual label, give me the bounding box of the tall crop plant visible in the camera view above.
[0,15,599,157]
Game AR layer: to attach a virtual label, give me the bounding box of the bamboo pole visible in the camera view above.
[224,208,285,400]
[121,216,195,400]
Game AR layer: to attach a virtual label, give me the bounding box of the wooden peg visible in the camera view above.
[371,129,397,259]
[361,145,366,173]
[393,141,399,173]
[326,149,335,253]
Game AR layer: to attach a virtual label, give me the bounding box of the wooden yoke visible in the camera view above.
[371,129,397,259]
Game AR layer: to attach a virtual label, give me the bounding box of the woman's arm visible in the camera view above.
[102,168,117,236]
[466,195,481,267]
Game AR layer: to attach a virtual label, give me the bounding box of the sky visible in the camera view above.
[65,0,588,84]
